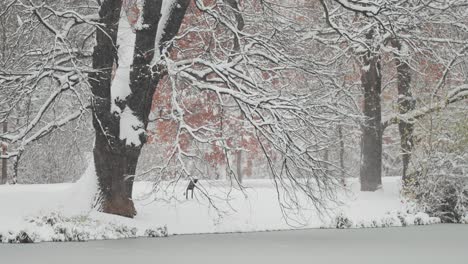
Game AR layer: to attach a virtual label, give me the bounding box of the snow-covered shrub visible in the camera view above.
[380,213,402,227]
[334,213,353,229]
[1,212,167,243]
[331,211,439,229]
[397,211,408,226]
[6,231,34,243]
[461,214,468,224]
[406,111,468,223]
[406,153,468,223]
[144,227,168,237]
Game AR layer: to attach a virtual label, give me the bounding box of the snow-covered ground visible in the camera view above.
[0,166,439,243]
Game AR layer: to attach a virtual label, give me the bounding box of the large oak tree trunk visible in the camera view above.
[93,135,141,216]
[89,0,133,216]
[392,40,415,185]
[360,32,383,191]
[89,0,189,217]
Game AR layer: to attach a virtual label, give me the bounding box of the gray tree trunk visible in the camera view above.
[359,31,383,191]
[1,121,7,184]
[89,0,189,217]
[236,150,242,184]
[392,40,415,185]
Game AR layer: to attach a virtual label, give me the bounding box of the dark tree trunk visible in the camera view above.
[89,0,189,217]
[392,40,415,185]
[93,137,141,216]
[89,0,131,216]
[360,32,383,191]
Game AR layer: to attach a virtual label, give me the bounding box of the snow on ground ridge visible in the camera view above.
[0,170,442,243]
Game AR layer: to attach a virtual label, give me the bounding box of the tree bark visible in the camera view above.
[360,32,383,191]
[89,0,189,217]
[391,40,415,185]
[236,150,242,184]
[90,0,131,216]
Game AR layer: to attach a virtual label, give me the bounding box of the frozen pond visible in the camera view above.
[1,224,467,264]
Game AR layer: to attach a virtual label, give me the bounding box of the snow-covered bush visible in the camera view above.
[1,212,168,243]
[461,214,468,224]
[405,109,468,223]
[334,213,353,229]
[3,231,34,243]
[329,211,439,229]
[406,152,468,223]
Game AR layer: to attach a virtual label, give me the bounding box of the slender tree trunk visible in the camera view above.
[236,150,242,183]
[1,121,7,184]
[12,151,20,184]
[360,32,383,191]
[392,40,415,185]
[227,0,244,185]
[89,0,189,217]
[338,125,345,185]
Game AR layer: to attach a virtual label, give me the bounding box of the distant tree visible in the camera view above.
[318,0,468,191]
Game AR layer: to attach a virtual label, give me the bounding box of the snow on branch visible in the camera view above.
[333,0,384,16]
[151,0,178,65]
[383,85,468,128]
[0,106,88,159]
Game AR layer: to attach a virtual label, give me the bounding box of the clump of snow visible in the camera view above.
[119,107,145,146]
[362,64,371,72]
[110,11,136,115]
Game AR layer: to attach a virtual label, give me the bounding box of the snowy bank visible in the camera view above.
[0,174,440,243]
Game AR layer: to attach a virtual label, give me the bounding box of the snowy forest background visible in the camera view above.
[0,0,467,242]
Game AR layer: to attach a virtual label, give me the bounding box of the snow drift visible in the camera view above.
[0,168,440,243]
